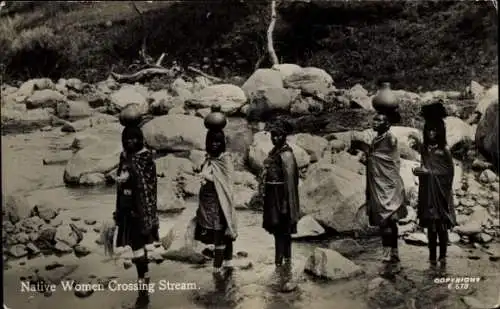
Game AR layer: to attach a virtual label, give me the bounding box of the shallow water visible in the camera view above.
[2,129,500,309]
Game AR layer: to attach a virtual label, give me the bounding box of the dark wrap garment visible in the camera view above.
[262,144,300,235]
[417,146,457,229]
[115,149,159,250]
[195,152,237,244]
[366,131,407,226]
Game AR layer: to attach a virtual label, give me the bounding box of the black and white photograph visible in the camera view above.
[1,1,499,308]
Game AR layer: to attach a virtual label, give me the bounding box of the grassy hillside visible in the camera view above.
[0,0,497,91]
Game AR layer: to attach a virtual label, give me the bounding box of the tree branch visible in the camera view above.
[267,0,279,66]
[187,66,222,82]
[131,1,152,65]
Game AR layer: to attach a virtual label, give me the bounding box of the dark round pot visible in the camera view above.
[204,104,227,130]
[372,82,398,111]
[119,103,144,127]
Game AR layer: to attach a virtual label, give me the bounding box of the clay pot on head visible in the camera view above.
[119,103,144,127]
[372,82,398,112]
[204,104,227,131]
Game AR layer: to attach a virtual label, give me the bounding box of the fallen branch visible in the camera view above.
[187,66,222,82]
[155,53,166,66]
[110,67,174,83]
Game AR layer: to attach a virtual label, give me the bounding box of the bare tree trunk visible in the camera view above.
[267,0,279,66]
[131,2,152,64]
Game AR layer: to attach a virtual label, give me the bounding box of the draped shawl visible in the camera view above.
[116,149,158,233]
[417,146,457,228]
[366,132,406,226]
[203,152,237,238]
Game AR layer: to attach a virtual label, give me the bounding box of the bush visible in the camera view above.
[0,14,88,81]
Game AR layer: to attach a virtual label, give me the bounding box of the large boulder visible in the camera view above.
[346,84,373,110]
[245,87,300,120]
[247,131,310,173]
[1,108,54,133]
[63,140,122,185]
[225,117,254,158]
[142,115,206,152]
[187,84,247,114]
[2,194,32,224]
[17,78,56,97]
[241,69,284,96]
[283,67,334,96]
[299,163,366,233]
[55,100,93,120]
[288,133,329,163]
[476,103,499,170]
[272,63,303,81]
[110,85,148,111]
[25,89,66,109]
[444,116,474,151]
[305,247,363,280]
[475,85,498,116]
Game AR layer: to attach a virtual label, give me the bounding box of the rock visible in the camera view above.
[63,140,121,185]
[328,239,365,258]
[245,88,300,121]
[475,85,498,116]
[399,206,417,224]
[1,108,54,133]
[61,113,118,133]
[367,277,405,308]
[171,77,194,101]
[38,263,79,284]
[400,159,421,195]
[444,116,474,151]
[17,78,56,97]
[157,193,186,214]
[74,286,94,298]
[25,89,66,109]
[13,232,30,244]
[31,204,58,222]
[225,117,254,157]
[476,103,499,169]
[390,126,422,161]
[187,84,247,114]
[181,174,202,196]
[241,69,284,97]
[472,158,493,171]
[288,133,328,163]
[468,81,485,101]
[55,224,83,247]
[55,100,93,120]
[272,63,303,80]
[329,139,347,153]
[449,232,460,243]
[8,244,28,259]
[346,84,372,110]
[149,90,176,115]
[161,247,209,265]
[299,163,365,233]
[234,186,256,210]
[284,67,334,96]
[110,85,148,110]
[233,171,258,190]
[478,233,493,243]
[42,151,73,165]
[398,222,417,235]
[290,96,323,115]
[305,247,363,280]
[403,232,428,246]
[2,194,32,224]
[71,134,101,150]
[330,151,365,174]
[54,242,73,253]
[248,131,310,173]
[74,245,91,257]
[26,243,41,255]
[155,155,194,179]
[142,115,206,152]
[79,173,106,186]
[291,215,325,239]
[479,169,497,184]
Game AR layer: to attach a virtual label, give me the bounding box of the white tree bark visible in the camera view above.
[267,0,279,66]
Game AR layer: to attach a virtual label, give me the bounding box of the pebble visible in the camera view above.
[75,287,94,298]
[123,260,133,269]
[93,227,100,233]
[45,262,64,270]
[74,245,91,257]
[84,219,97,225]
[9,244,28,258]
[237,251,249,258]
[54,242,73,254]
[70,217,81,222]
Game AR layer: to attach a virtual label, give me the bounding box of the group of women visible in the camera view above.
[111,99,456,307]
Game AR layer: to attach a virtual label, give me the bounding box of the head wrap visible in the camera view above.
[421,101,447,122]
[375,106,401,125]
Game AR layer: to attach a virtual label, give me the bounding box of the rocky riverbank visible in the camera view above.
[2,65,500,308]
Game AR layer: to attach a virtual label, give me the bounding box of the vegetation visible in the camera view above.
[0,1,497,91]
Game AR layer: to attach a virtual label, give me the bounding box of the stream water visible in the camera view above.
[2,129,499,309]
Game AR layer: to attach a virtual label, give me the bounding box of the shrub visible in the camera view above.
[0,14,88,81]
